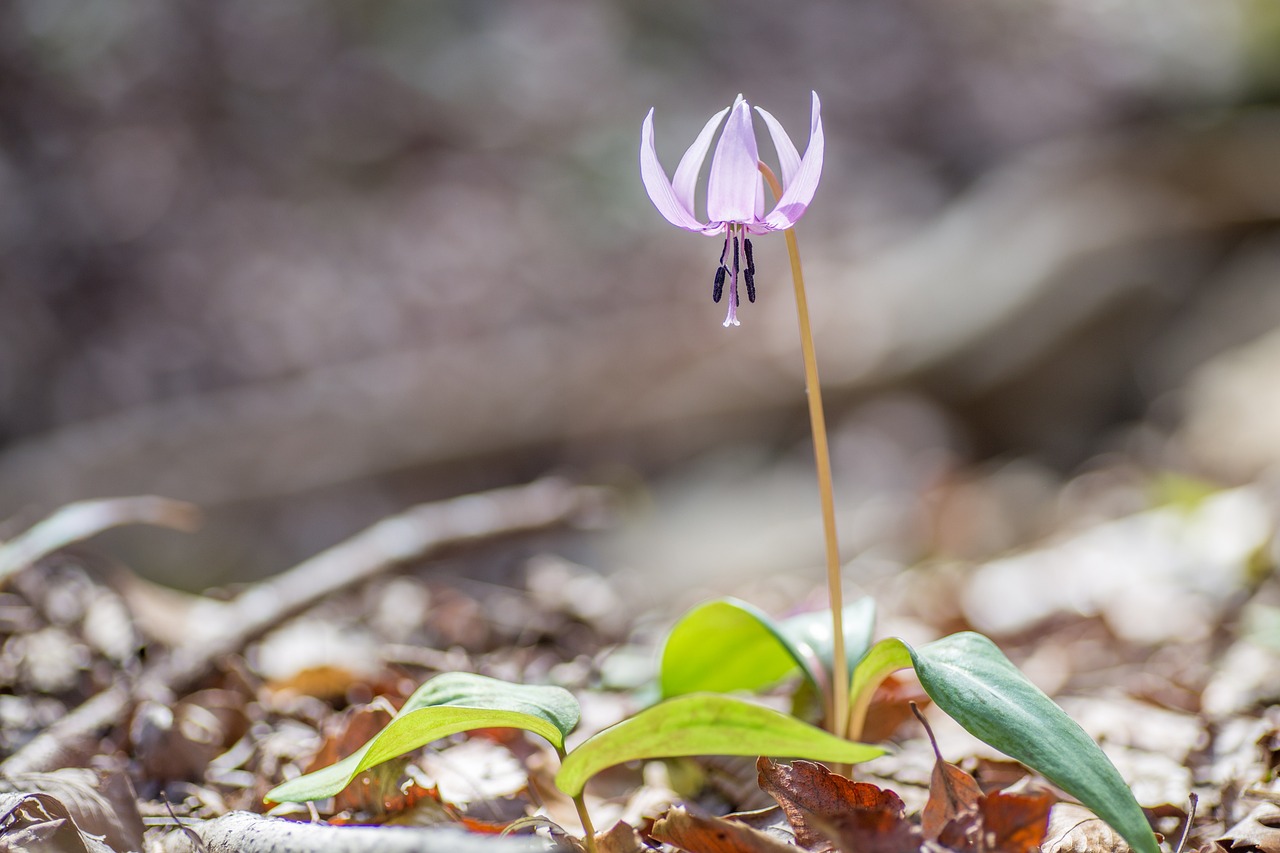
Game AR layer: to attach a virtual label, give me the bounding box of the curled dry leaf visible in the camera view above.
[757,757,913,851]
[0,791,116,853]
[650,805,798,853]
[1220,803,1280,853]
[918,708,984,840]
[936,789,1054,853]
[1043,802,1131,853]
[980,789,1055,853]
[0,767,145,853]
[305,703,402,815]
[595,819,649,853]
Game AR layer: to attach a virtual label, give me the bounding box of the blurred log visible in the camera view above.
[2,113,1280,511]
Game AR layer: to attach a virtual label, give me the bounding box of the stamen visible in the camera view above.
[718,237,729,266]
[713,267,725,303]
[732,235,740,277]
[745,268,756,303]
[744,238,755,274]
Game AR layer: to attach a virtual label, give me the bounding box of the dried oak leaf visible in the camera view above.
[1043,802,1130,853]
[922,747,983,839]
[1220,803,1280,853]
[937,789,1054,853]
[596,819,649,853]
[305,703,406,816]
[650,805,798,853]
[1,768,144,853]
[981,789,1055,853]
[757,757,917,852]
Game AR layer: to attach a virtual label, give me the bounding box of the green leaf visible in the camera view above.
[554,693,884,797]
[265,672,579,803]
[850,633,1159,853]
[778,597,877,684]
[659,598,876,698]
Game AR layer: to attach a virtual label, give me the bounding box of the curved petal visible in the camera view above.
[762,91,823,232]
[640,108,709,232]
[706,96,760,225]
[672,105,731,218]
[755,105,801,190]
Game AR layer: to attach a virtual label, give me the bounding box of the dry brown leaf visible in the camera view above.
[981,789,1055,853]
[757,758,911,851]
[1043,802,1131,853]
[0,791,115,853]
[595,820,649,853]
[303,702,405,815]
[862,676,932,743]
[1220,803,1280,853]
[2,768,145,853]
[651,805,799,853]
[936,789,1054,853]
[809,804,924,853]
[919,712,983,840]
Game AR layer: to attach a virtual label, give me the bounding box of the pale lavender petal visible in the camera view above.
[640,108,709,232]
[762,91,823,231]
[755,105,801,189]
[671,105,731,217]
[706,96,760,225]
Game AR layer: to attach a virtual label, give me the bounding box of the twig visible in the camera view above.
[0,478,605,776]
[1173,792,1198,853]
[0,496,201,584]
[156,810,560,852]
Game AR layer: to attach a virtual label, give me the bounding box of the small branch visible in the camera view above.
[0,496,201,584]
[156,810,558,853]
[1173,792,1198,853]
[0,478,605,776]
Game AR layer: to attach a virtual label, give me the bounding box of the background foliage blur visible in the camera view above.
[2,0,1280,588]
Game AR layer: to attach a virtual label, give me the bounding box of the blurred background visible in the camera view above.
[1,0,1279,592]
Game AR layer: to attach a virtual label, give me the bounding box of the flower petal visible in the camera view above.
[762,91,823,231]
[706,96,760,225]
[640,108,709,232]
[671,105,731,218]
[755,105,801,190]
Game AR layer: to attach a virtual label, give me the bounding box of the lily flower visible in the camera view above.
[640,92,824,326]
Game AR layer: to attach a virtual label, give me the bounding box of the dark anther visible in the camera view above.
[732,235,740,276]
[745,268,756,303]
[713,267,725,303]
[744,238,755,274]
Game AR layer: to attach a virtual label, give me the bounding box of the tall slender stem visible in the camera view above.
[759,163,847,740]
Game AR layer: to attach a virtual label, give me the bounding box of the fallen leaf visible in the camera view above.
[1044,802,1132,853]
[917,706,983,840]
[651,805,799,853]
[305,702,402,815]
[862,675,932,743]
[808,804,924,853]
[1220,803,1280,853]
[596,820,649,853]
[757,758,911,851]
[981,789,1055,853]
[0,791,115,853]
[1,768,145,853]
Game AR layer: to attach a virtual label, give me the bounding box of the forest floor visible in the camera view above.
[1,465,1278,853]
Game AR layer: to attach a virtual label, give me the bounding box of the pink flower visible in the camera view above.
[640,92,824,326]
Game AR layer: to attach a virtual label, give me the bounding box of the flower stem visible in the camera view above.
[759,162,847,740]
